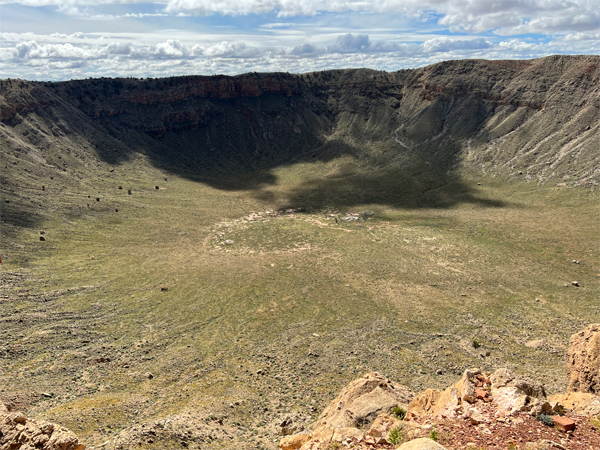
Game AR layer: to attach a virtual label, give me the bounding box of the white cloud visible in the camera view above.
[3,1,597,35]
[422,37,491,53]
[202,41,261,58]
[289,43,320,55]
[14,40,100,59]
[153,39,189,57]
[329,33,370,52]
[562,31,600,41]
[1,1,597,81]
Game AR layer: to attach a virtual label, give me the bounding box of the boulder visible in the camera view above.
[490,368,552,416]
[566,324,600,394]
[282,372,414,450]
[397,437,448,450]
[365,413,402,443]
[462,405,487,425]
[312,372,414,430]
[280,433,311,450]
[551,415,576,431]
[548,392,600,416]
[0,401,85,450]
[407,369,488,420]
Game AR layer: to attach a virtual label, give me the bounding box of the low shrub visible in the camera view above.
[392,406,406,420]
[535,414,554,426]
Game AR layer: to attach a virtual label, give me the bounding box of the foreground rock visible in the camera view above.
[490,368,554,417]
[548,391,600,416]
[397,438,447,450]
[280,372,415,449]
[282,365,600,450]
[406,367,561,421]
[314,372,414,430]
[566,323,599,395]
[407,369,491,420]
[0,402,85,450]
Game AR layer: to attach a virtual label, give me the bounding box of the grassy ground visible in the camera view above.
[1,155,598,449]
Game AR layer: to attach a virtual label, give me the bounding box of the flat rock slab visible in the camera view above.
[551,415,576,431]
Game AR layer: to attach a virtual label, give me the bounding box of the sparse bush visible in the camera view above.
[392,406,406,420]
[472,339,481,349]
[535,414,554,426]
[429,427,438,441]
[388,427,405,445]
[127,189,132,195]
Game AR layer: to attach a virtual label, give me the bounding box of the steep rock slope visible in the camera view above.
[1,55,598,228]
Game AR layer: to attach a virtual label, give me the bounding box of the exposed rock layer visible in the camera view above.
[566,323,600,394]
[2,55,599,189]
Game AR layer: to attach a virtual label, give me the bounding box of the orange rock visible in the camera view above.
[475,388,488,400]
[279,433,310,450]
[551,415,576,431]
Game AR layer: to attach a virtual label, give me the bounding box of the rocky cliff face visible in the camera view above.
[567,324,600,394]
[1,55,599,187]
[0,402,85,450]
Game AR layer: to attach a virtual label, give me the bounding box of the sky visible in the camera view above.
[1,1,598,81]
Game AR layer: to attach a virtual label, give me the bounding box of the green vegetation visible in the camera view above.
[429,426,439,441]
[388,426,404,445]
[535,414,554,426]
[1,146,598,449]
[392,406,406,420]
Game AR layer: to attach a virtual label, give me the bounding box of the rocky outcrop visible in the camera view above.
[548,392,600,416]
[0,80,58,121]
[126,73,301,105]
[2,55,598,188]
[0,402,85,450]
[406,368,560,421]
[313,372,413,431]
[490,368,554,417]
[279,372,414,450]
[566,324,600,395]
[281,365,600,450]
[407,369,491,420]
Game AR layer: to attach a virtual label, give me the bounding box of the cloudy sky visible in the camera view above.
[1,1,598,81]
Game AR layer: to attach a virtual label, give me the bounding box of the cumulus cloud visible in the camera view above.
[14,41,99,59]
[202,41,261,58]
[422,37,491,53]
[1,0,596,81]
[164,0,598,35]
[315,34,491,56]
[289,43,320,55]
[330,33,370,53]
[4,1,597,35]
[153,39,189,57]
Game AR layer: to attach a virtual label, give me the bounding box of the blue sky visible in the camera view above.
[1,1,598,80]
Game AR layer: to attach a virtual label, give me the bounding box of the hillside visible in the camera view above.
[0,55,599,450]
